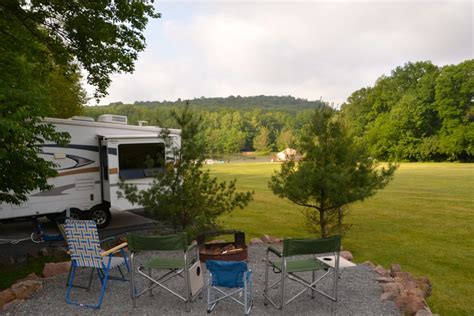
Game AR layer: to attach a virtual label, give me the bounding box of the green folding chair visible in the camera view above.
[263,235,341,311]
[127,233,201,311]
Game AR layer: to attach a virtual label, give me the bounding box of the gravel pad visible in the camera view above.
[10,244,398,315]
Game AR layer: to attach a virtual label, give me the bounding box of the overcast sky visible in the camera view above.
[87,0,473,106]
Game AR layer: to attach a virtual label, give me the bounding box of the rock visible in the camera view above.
[250,238,264,244]
[340,250,353,261]
[395,291,427,316]
[382,282,400,297]
[14,273,41,284]
[261,234,281,244]
[10,280,42,300]
[361,260,376,269]
[381,291,397,301]
[415,307,433,316]
[416,277,432,298]
[1,299,24,312]
[38,248,49,257]
[390,263,402,277]
[394,271,412,280]
[377,276,395,283]
[374,265,390,277]
[42,261,70,278]
[0,289,15,307]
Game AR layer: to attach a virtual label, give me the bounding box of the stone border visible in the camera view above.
[0,261,71,312]
[362,261,434,316]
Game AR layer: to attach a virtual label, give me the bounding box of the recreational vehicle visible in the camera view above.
[0,115,181,228]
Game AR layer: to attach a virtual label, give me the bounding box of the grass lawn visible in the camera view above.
[209,162,474,316]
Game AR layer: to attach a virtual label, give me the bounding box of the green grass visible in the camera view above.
[209,162,474,316]
[0,256,57,290]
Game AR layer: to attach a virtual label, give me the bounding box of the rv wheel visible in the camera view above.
[90,206,111,229]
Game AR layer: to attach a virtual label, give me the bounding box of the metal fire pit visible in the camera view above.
[197,230,248,262]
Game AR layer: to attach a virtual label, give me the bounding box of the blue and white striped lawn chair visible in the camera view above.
[206,260,253,315]
[64,219,130,309]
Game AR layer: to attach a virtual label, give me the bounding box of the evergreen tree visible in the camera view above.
[269,107,397,237]
[119,106,253,237]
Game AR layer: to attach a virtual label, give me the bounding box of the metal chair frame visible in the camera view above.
[64,220,130,309]
[206,261,253,315]
[128,233,201,312]
[263,235,341,311]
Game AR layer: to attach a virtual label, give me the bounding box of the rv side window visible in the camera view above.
[118,143,165,180]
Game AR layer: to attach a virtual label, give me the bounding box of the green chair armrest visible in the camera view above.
[268,246,282,257]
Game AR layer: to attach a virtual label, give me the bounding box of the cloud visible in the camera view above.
[89,0,473,105]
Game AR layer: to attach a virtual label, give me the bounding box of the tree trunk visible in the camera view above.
[319,210,326,238]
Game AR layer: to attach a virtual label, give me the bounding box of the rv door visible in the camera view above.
[100,136,168,210]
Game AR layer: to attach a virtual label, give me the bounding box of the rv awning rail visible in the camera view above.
[97,134,173,139]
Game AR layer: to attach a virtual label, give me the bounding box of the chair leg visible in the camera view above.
[130,252,136,309]
[280,266,285,311]
[311,270,315,299]
[184,264,191,312]
[264,250,269,306]
[65,263,77,305]
[148,268,153,297]
[94,267,110,309]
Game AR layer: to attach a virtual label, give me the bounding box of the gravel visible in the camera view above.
[9,244,398,315]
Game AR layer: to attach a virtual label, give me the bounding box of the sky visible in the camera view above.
[86,0,473,106]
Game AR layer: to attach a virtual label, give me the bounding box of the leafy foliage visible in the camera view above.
[342,60,474,161]
[119,106,253,237]
[84,96,323,155]
[0,5,70,204]
[0,0,157,204]
[269,107,397,237]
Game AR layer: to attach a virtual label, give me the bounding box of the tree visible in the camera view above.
[253,127,271,153]
[435,60,474,161]
[269,107,397,237]
[47,65,87,118]
[119,106,253,237]
[1,0,158,205]
[277,129,295,151]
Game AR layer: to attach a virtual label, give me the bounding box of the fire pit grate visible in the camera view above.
[197,230,248,262]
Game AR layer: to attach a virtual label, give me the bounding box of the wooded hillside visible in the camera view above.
[84,60,473,161]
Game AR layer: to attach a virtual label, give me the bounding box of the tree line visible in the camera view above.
[84,60,473,162]
[342,60,473,162]
[84,96,326,156]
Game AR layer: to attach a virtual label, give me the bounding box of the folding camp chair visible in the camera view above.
[263,235,341,311]
[64,219,130,309]
[206,260,253,315]
[127,233,201,311]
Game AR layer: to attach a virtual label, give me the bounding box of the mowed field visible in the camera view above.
[208,162,474,316]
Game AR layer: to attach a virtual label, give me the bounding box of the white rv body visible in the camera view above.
[0,116,181,228]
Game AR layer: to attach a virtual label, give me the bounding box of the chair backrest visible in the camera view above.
[206,260,248,288]
[64,219,103,268]
[127,233,188,252]
[282,235,341,257]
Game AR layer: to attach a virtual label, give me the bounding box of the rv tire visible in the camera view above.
[89,206,111,229]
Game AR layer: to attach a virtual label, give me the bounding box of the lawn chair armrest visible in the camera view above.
[267,246,282,257]
[100,242,128,257]
[187,242,198,252]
